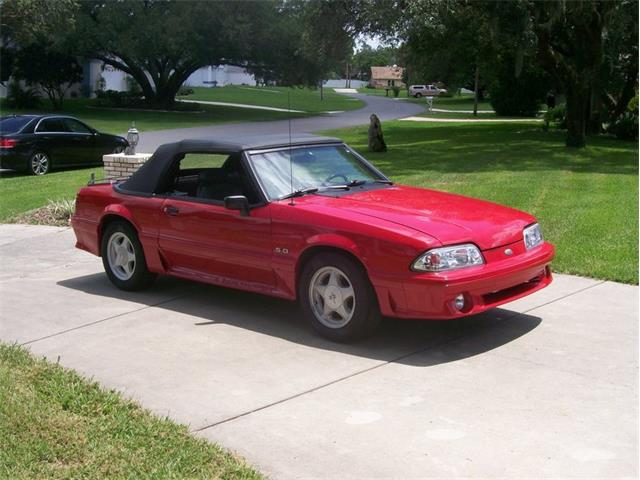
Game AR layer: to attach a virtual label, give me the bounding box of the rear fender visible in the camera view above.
[98,205,165,273]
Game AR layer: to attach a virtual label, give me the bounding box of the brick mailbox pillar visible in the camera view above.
[103,153,152,180]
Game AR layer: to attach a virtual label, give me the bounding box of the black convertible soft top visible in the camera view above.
[118,134,341,195]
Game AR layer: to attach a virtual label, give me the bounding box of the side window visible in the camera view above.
[64,118,93,134]
[168,153,260,205]
[36,118,68,133]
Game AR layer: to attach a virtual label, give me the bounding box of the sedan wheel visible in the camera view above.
[30,152,50,175]
[300,252,381,342]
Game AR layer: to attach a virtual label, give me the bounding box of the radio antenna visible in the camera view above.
[288,86,294,205]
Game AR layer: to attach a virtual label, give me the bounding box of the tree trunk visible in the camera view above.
[565,85,588,148]
[473,64,480,117]
[320,82,324,101]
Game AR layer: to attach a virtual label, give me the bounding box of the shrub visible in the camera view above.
[543,104,567,130]
[93,89,144,108]
[488,56,548,117]
[605,95,638,140]
[13,199,75,226]
[178,86,194,96]
[4,80,41,109]
[392,86,400,97]
[608,113,638,140]
[438,90,454,98]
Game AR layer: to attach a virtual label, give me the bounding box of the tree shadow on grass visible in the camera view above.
[57,272,542,368]
[347,123,638,177]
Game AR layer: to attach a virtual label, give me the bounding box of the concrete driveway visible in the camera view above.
[0,224,637,479]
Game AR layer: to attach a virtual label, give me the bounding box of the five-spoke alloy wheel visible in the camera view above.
[101,221,156,291]
[300,252,381,341]
[29,151,50,175]
[107,231,136,281]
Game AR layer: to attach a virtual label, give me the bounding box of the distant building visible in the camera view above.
[85,60,256,95]
[184,65,255,88]
[369,65,405,89]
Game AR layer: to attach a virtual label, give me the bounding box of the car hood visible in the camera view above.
[317,185,535,250]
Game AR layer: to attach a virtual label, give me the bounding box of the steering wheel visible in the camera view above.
[324,173,349,184]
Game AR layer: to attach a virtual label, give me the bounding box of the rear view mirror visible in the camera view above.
[224,195,250,216]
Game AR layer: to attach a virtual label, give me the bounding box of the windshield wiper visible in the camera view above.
[280,187,319,200]
[279,179,391,200]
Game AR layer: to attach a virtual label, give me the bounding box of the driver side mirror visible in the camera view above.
[224,195,250,217]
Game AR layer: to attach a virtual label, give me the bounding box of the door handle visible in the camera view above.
[163,205,179,216]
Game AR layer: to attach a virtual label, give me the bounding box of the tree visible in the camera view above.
[13,43,82,109]
[248,0,356,98]
[0,0,79,87]
[351,45,399,82]
[72,1,278,107]
[530,1,617,147]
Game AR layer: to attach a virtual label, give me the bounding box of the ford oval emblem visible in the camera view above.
[504,248,513,256]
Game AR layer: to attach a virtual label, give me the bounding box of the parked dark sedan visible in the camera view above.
[0,115,128,175]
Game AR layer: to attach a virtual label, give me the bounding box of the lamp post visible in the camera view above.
[125,122,139,155]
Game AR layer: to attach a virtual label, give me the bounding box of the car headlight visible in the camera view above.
[411,244,484,272]
[523,223,543,250]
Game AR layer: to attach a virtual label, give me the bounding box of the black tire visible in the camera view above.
[414,92,422,98]
[113,145,125,154]
[101,220,156,291]
[29,151,51,175]
[299,252,381,342]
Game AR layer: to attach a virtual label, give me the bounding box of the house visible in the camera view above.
[369,65,405,89]
[83,60,257,95]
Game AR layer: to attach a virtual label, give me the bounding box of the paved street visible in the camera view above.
[0,224,637,479]
[137,93,425,152]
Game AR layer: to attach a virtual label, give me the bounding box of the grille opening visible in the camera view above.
[482,272,545,305]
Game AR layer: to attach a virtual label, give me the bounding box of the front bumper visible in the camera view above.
[375,241,555,319]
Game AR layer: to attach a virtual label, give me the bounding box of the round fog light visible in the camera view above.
[454,294,465,311]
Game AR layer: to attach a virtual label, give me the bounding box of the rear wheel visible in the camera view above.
[29,151,50,175]
[299,252,381,342]
[101,220,156,291]
[414,92,422,98]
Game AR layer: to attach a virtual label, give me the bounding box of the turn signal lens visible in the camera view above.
[0,138,17,148]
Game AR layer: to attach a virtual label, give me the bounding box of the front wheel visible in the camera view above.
[299,252,381,342]
[414,93,422,98]
[29,151,50,175]
[101,220,156,291]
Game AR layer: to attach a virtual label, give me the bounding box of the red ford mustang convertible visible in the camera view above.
[72,135,554,341]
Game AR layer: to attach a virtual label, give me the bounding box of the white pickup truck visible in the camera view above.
[408,84,447,98]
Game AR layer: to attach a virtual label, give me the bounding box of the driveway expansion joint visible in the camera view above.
[20,292,195,346]
[193,278,609,433]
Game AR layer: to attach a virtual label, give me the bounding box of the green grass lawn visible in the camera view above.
[181,85,365,113]
[324,121,638,284]
[0,167,101,221]
[0,343,262,479]
[0,98,298,136]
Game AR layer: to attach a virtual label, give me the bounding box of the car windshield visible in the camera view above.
[0,116,33,133]
[250,145,386,200]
